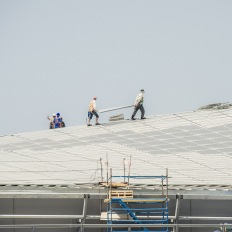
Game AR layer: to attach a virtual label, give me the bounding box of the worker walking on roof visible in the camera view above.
[87,96,100,126]
[131,89,146,120]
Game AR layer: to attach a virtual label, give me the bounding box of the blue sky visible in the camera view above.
[1,0,232,135]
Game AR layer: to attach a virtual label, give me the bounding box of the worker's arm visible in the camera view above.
[93,101,97,111]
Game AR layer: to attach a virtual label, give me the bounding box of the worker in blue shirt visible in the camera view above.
[53,113,62,128]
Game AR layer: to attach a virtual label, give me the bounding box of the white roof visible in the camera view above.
[1,107,232,190]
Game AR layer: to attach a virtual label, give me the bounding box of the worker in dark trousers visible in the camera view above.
[131,89,146,120]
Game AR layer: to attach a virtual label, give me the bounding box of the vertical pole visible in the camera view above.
[110,168,113,232]
[81,194,89,232]
[106,153,109,186]
[166,168,169,232]
[123,158,126,183]
[161,179,164,196]
[128,155,132,185]
[110,168,112,198]
[100,158,103,182]
[190,199,192,232]
[173,194,181,232]
[106,154,110,232]
[166,168,168,198]
[222,224,226,232]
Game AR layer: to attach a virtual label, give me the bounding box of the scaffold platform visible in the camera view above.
[105,173,169,232]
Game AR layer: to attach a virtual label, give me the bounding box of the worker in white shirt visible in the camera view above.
[47,113,56,129]
[87,96,100,126]
[131,89,146,120]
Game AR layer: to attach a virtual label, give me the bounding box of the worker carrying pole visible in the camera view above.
[87,96,100,126]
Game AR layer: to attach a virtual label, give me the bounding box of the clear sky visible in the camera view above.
[1,0,232,135]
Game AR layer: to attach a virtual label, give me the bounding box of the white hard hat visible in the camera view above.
[53,113,56,116]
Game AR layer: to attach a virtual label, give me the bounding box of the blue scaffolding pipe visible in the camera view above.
[112,208,168,211]
[112,175,168,179]
[110,220,168,223]
[111,231,166,232]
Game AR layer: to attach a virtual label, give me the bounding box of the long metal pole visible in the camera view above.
[0,223,230,229]
[1,215,232,221]
[0,215,84,219]
[173,194,181,232]
[81,195,89,232]
[98,105,134,113]
[110,168,113,232]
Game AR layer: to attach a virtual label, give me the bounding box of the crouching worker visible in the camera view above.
[87,96,100,126]
[53,112,61,128]
[55,112,66,128]
[60,117,65,128]
[47,113,65,129]
[47,113,56,129]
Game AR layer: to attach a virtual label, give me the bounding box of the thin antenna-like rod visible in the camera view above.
[110,168,113,232]
[106,153,109,185]
[128,155,132,185]
[166,168,168,198]
[123,158,126,183]
[110,168,112,196]
[161,179,164,196]
[100,158,103,182]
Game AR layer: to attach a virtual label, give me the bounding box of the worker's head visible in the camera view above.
[56,112,60,117]
[93,96,97,100]
[140,89,145,93]
[52,113,56,117]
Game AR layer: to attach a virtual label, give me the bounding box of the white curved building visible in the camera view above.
[1,105,232,232]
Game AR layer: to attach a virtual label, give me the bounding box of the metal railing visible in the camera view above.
[0,223,231,231]
[1,214,232,221]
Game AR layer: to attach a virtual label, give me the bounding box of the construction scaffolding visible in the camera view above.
[104,169,169,232]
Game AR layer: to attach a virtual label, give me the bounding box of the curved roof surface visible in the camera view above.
[1,107,232,191]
